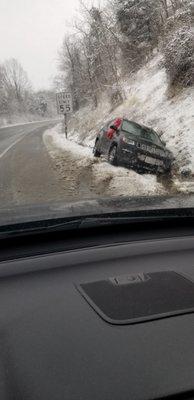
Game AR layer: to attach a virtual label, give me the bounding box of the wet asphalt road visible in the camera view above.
[0,120,67,208]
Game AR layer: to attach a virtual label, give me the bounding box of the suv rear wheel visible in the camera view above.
[93,140,101,157]
[108,145,118,166]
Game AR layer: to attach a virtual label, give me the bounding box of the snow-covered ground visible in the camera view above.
[67,54,194,177]
[43,125,165,200]
[0,118,60,130]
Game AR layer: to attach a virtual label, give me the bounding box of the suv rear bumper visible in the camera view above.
[119,146,171,173]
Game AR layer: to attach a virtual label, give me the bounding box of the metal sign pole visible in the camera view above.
[56,92,72,137]
[64,113,67,139]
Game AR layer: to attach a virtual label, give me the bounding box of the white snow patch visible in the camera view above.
[92,162,163,196]
[173,179,194,194]
[0,115,59,129]
[52,124,93,159]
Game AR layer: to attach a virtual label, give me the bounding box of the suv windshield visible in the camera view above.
[122,120,162,145]
[0,0,193,229]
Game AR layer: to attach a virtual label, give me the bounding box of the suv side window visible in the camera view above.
[122,120,141,136]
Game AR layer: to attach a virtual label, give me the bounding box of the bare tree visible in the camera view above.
[1,58,31,105]
[55,0,193,115]
[76,2,123,105]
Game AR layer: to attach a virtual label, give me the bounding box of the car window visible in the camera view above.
[142,130,162,145]
[122,120,161,145]
[122,121,143,136]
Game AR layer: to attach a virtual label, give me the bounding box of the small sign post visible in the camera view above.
[56,92,72,139]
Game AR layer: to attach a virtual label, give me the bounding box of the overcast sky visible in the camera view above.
[0,0,80,90]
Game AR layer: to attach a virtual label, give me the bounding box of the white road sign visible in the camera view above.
[56,92,72,114]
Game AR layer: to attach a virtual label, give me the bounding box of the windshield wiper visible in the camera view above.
[80,208,194,228]
[0,218,83,239]
[1,208,194,239]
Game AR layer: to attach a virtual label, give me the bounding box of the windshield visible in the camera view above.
[0,0,193,229]
[122,120,162,145]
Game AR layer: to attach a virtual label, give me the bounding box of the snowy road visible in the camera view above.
[0,121,56,159]
[0,120,67,207]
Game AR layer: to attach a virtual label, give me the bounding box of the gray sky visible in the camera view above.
[0,0,80,90]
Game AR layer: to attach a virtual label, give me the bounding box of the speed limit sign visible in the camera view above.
[56,92,72,115]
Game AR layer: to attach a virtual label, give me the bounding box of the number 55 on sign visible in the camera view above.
[56,92,73,115]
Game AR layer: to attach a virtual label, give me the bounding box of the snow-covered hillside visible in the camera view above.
[43,53,194,199]
[68,54,194,176]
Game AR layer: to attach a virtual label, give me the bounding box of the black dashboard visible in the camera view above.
[0,220,194,399]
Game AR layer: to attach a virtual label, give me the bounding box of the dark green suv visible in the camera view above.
[93,118,173,174]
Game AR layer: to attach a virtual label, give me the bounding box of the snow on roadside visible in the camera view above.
[67,54,194,177]
[0,113,59,129]
[50,124,92,159]
[44,124,165,198]
[0,118,59,130]
[91,161,164,197]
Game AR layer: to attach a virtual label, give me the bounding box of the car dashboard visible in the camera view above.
[0,220,194,399]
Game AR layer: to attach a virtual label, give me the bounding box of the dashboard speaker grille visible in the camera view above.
[77,271,194,325]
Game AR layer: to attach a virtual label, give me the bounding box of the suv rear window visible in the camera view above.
[122,120,161,145]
